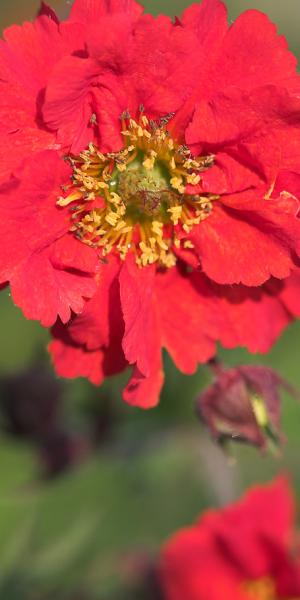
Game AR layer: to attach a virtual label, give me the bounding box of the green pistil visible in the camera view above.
[109,154,172,221]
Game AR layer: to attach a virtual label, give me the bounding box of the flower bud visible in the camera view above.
[197,363,298,450]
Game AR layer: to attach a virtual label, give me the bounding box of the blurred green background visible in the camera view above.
[0,1,300,598]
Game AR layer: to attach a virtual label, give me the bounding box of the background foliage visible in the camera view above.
[0,1,300,598]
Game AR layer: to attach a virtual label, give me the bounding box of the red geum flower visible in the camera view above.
[159,478,300,600]
[1,0,300,399]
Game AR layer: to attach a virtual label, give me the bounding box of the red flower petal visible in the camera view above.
[37,2,60,24]
[119,256,159,378]
[278,270,300,318]
[0,127,54,183]
[0,151,70,282]
[199,151,266,197]
[0,14,89,180]
[43,56,101,153]
[50,234,99,275]
[50,306,126,384]
[2,16,63,91]
[160,478,297,599]
[210,10,298,94]
[49,337,104,385]
[273,170,300,200]
[11,249,96,327]
[187,88,300,196]
[205,478,294,578]
[0,151,97,325]
[175,5,299,134]
[156,269,216,373]
[190,198,300,286]
[1,14,86,111]
[211,280,290,353]
[69,0,143,23]
[123,361,164,409]
[63,258,121,351]
[0,18,61,179]
[44,13,211,151]
[170,0,228,135]
[181,0,228,49]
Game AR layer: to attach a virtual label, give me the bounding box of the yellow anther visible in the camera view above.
[183,240,194,249]
[116,163,127,172]
[164,253,176,268]
[139,241,158,266]
[170,176,185,194]
[149,237,157,249]
[91,212,101,225]
[114,220,127,231]
[151,221,164,236]
[117,205,126,217]
[139,241,151,254]
[186,173,201,185]
[105,212,120,227]
[184,159,200,169]
[157,238,169,251]
[110,193,122,205]
[167,205,182,225]
[97,181,109,189]
[143,155,156,170]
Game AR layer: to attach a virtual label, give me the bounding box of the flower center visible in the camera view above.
[244,577,300,600]
[115,159,169,218]
[58,110,217,268]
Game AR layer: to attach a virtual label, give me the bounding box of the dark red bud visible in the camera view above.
[197,363,299,451]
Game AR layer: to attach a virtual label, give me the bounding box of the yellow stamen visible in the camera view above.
[57,112,217,268]
[57,191,83,206]
[186,173,201,185]
[183,240,194,249]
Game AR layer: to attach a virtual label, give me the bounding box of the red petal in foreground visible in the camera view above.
[0,151,98,325]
